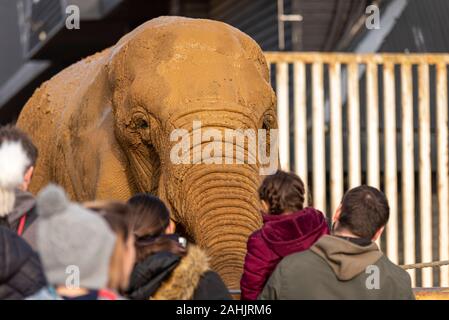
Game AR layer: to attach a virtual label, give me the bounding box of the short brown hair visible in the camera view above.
[258,170,305,215]
[338,186,390,239]
[0,125,38,167]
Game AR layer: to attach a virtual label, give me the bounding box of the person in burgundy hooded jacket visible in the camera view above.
[240,170,329,300]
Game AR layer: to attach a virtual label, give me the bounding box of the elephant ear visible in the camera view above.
[103,39,164,201]
[48,48,119,201]
[106,41,132,115]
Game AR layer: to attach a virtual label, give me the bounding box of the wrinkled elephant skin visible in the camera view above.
[17,16,277,289]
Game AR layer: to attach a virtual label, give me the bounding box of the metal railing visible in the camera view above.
[264,52,449,288]
[228,288,449,300]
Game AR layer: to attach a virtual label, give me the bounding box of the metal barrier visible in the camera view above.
[229,288,449,300]
[264,52,449,288]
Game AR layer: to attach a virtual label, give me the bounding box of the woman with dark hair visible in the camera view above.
[125,194,231,300]
[240,170,330,300]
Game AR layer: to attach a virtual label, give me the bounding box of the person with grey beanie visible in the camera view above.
[36,184,120,300]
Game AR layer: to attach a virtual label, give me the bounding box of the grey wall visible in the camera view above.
[0,1,23,87]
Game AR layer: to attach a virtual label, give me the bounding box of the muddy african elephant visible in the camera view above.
[17,16,277,288]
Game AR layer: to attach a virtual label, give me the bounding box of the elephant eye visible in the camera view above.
[137,118,149,129]
[132,113,149,130]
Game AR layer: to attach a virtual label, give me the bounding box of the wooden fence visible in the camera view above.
[264,52,449,288]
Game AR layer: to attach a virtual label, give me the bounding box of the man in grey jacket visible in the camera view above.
[259,185,414,300]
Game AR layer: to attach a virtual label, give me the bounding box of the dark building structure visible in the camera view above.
[1,0,448,124]
[0,0,375,123]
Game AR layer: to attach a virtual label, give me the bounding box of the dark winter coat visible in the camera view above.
[0,226,47,299]
[259,235,415,300]
[240,208,329,300]
[7,189,38,250]
[126,244,231,300]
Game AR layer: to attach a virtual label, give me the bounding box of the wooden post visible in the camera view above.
[383,62,399,264]
[401,62,416,286]
[437,63,449,287]
[312,62,326,212]
[294,62,308,205]
[347,63,361,188]
[329,62,343,217]
[418,63,433,287]
[276,62,290,171]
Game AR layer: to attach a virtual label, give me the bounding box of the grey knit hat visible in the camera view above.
[36,184,116,289]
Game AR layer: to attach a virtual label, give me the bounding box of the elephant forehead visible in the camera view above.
[128,52,272,120]
[126,17,247,56]
[167,21,245,54]
[116,17,273,121]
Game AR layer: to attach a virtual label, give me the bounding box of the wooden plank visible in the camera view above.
[383,62,399,264]
[418,63,433,287]
[366,62,380,189]
[329,62,343,216]
[312,62,326,212]
[294,62,308,205]
[265,52,449,64]
[437,63,449,287]
[347,63,361,188]
[276,62,290,170]
[401,62,416,286]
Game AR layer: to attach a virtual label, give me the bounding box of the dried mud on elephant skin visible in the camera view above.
[16,16,277,289]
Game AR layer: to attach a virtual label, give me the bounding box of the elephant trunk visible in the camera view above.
[181,165,262,289]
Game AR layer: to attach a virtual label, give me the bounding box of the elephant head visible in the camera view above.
[104,17,278,288]
[106,17,277,288]
[18,16,277,289]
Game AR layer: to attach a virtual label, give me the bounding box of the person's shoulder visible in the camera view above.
[248,229,263,241]
[201,270,231,293]
[284,247,320,261]
[246,229,265,247]
[377,255,413,284]
[378,255,407,274]
[194,270,232,300]
[27,203,39,221]
[278,249,323,271]
[375,255,415,298]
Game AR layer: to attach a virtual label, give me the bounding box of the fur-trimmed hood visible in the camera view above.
[126,244,211,300]
[152,245,210,300]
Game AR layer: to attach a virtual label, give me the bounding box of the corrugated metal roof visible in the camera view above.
[380,0,449,52]
[208,0,374,52]
[210,0,286,51]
